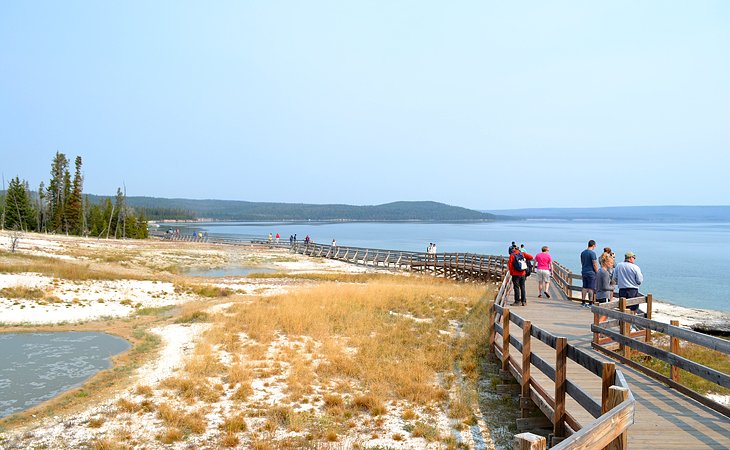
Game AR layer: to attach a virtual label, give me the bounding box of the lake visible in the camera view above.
[0,332,130,418]
[172,220,730,313]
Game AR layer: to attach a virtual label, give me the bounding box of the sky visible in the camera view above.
[1,1,729,210]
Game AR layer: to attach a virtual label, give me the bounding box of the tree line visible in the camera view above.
[1,152,148,239]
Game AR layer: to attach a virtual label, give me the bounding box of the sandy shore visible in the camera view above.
[0,230,727,448]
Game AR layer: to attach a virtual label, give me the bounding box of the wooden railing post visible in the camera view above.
[488,303,496,355]
[645,293,653,344]
[593,307,600,344]
[521,320,532,417]
[514,433,546,450]
[605,386,629,450]
[670,319,680,382]
[502,308,511,372]
[554,337,567,438]
[619,297,631,359]
[601,362,616,414]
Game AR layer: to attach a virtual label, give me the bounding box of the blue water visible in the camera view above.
[172,221,730,313]
[0,332,131,418]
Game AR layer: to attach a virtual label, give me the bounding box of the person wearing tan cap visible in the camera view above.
[612,251,644,311]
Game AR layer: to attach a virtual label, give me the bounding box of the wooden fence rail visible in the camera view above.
[289,242,509,282]
[491,273,635,449]
[591,303,730,418]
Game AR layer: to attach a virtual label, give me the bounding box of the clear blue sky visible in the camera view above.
[1,1,728,210]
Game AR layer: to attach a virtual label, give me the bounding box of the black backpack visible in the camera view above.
[525,259,535,277]
[512,253,527,272]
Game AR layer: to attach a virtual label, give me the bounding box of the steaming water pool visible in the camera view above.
[0,332,130,418]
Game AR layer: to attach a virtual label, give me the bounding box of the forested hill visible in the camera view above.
[84,195,504,221]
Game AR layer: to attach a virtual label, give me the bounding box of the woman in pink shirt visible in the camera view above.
[534,246,553,298]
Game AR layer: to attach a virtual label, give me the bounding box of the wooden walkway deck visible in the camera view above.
[511,276,730,449]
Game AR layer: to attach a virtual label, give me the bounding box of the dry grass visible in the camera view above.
[157,403,207,434]
[163,275,492,446]
[0,286,63,304]
[0,252,148,281]
[175,282,234,298]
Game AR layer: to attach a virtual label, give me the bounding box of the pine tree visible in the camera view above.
[4,177,36,231]
[48,152,69,232]
[66,156,84,235]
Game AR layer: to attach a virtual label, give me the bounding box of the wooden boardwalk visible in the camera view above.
[510,275,730,449]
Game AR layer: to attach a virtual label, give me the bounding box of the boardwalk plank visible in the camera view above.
[509,276,730,449]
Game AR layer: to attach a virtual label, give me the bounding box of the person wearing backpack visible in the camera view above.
[508,247,534,306]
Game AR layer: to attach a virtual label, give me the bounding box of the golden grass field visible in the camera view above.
[0,232,503,449]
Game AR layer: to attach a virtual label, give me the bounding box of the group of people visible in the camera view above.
[426,243,437,254]
[507,239,644,311]
[581,240,643,310]
[507,243,552,306]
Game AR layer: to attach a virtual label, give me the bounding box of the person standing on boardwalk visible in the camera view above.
[509,247,534,306]
[268,233,273,243]
[508,241,517,255]
[580,240,599,307]
[275,233,280,243]
[596,253,616,304]
[613,251,644,312]
[534,246,553,298]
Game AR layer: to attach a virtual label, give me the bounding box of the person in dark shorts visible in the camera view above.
[580,240,599,307]
[613,251,644,312]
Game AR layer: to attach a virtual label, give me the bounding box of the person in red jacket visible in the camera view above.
[508,246,534,306]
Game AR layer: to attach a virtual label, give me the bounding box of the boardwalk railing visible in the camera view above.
[290,242,509,282]
[592,302,730,418]
[491,274,636,449]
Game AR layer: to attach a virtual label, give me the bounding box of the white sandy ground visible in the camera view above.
[0,231,728,448]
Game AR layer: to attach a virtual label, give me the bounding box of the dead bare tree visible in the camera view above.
[9,227,21,253]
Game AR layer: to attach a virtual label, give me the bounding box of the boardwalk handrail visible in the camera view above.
[491,273,636,449]
[289,242,509,282]
[592,302,730,418]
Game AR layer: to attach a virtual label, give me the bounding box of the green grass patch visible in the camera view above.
[135,305,175,317]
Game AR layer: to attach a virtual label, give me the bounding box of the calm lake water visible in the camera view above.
[175,220,730,313]
[0,332,130,418]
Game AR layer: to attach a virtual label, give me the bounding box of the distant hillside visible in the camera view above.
[484,206,730,222]
[83,195,505,222]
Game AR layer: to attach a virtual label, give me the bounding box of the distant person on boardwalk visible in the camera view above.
[289,235,294,245]
[596,253,616,304]
[509,246,534,306]
[508,241,517,255]
[534,246,553,298]
[304,235,310,244]
[613,251,644,312]
[268,233,273,243]
[580,240,599,307]
[294,234,297,242]
[520,243,526,253]
[331,239,337,247]
[275,233,280,243]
